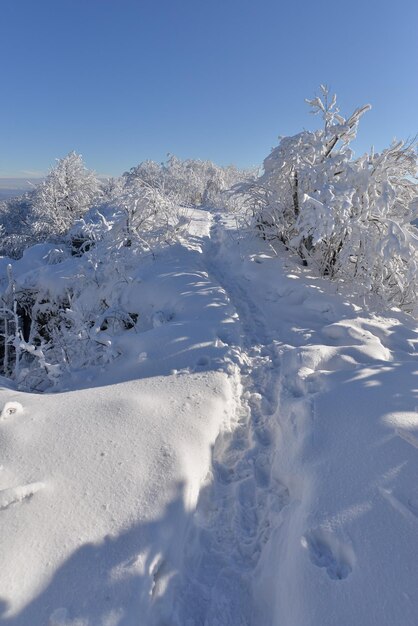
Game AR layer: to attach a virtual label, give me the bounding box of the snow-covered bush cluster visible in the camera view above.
[123,154,257,210]
[0,152,253,389]
[0,153,254,260]
[1,88,418,391]
[0,186,193,389]
[247,86,418,310]
[0,152,103,258]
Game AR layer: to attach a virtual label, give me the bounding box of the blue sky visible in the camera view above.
[0,0,417,177]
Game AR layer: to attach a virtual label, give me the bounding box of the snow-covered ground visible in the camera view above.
[1,209,418,625]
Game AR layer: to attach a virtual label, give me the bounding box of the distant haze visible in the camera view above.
[0,178,42,200]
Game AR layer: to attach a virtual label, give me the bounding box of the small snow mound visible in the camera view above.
[1,401,24,420]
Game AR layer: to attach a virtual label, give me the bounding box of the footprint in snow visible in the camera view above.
[204,568,252,625]
[253,452,271,487]
[302,528,354,580]
[237,476,257,509]
[196,355,211,368]
[152,310,173,328]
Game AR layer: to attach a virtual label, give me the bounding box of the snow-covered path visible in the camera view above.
[160,214,286,625]
[2,209,418,625]
[167,211,418,625]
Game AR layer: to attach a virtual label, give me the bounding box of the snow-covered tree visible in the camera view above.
[0,194,37,257]
[31,151,102,237]
[124,155,256,209]
[249,86,418,309]
[113,177,189,253]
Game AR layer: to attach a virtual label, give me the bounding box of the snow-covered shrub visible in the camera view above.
[0,153,102,259]
[70,178,191,256]
[114,178,189,252]
[0,246,135,390]
[0,232,34,259]
[0,265,22,379]
[124,155,256,210]
[0,174,193,389]
[101,176,125,203]
[0,194,37,258]
[68,209,113,256]
[249,86,418,309]
[31,151,102,237]
[0,150,256,389]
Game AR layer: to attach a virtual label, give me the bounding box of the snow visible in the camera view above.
[2,208,418,624]
[0,371,235,624]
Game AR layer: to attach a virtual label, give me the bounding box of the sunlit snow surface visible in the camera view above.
[1,209,418,625]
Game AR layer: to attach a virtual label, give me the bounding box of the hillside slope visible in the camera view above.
[1,210,418,625]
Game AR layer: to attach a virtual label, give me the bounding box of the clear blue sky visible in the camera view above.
[1,0,417,177]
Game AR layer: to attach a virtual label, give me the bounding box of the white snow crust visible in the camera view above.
[1,209,418,625]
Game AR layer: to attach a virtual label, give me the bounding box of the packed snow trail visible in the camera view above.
[153,214,287,625]
[160,211,418,626]
[2,209,418,625]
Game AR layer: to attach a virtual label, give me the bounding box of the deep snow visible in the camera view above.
[1,209,418,625]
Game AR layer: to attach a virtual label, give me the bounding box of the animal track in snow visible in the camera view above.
[236,477,257,508]
[151,310,173,328]
[268,481,291,514]
[302,528,354,580]
[204,568,252,626]
[150,555,171,599]
[253,452,271,487]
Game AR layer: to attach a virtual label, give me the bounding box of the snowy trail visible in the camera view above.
[2,209,418,625]
[166,210,418,626]
[162,214,288,625]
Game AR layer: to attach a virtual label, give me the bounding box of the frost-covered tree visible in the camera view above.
[124,155,256,209]
[113,177,189,252]
[31,151,102,237]
[0,153,102,258]
[0,193,37,257]
[0,171,195,389]
[101,175,124,203]
[249,86,418,309]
